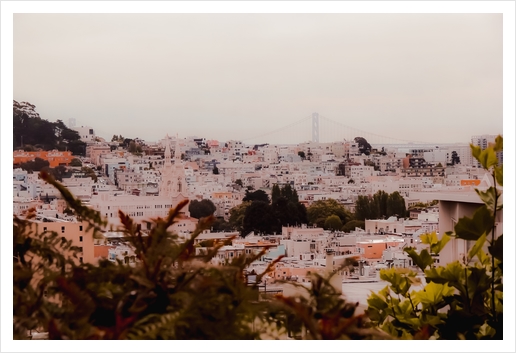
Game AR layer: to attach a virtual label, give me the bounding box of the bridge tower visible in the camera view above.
[312,112,319,143]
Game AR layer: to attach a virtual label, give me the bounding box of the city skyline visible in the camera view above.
[12,12,503,144]
[2,2,515,351]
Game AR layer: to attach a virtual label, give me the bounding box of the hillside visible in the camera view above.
[13,100,86,155]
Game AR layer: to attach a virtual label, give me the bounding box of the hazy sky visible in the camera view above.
[14,13,503,144]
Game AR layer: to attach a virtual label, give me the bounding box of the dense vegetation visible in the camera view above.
[354,191,407,221]
[13,101,86,155]
[232,185,308,237]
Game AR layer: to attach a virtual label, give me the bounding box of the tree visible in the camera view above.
[451,151,461,165]
[324,215,342,232]
[272,196,307,228]
[371,190,389,219]
[354,195,373,221]
[81,166,98,182]
[234,179,243,187]
[242,190,269,204]
[13,102,85,153]
[298,151,306,160]
[341,220,365,233]
[188,199,217,219]
[210,217,233,232]
[271,184,281,203]
[70,158,82,167]
[241,201,280,236]
[307,199,351,229]
[19,157,49,172]
[386,191,406,218]
[354,137,372,156]
[228,201,251,233]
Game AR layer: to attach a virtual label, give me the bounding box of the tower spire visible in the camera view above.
[174,134,181,161]
[164,134,171,165]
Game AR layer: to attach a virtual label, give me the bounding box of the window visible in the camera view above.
[79,236,83,242]
[61,226,65,233]
[80,257,83,264]
[79,225,83,231]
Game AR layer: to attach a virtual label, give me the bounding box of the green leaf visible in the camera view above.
[431,233,451,255]
[454,205,493,241]
[475,187,497,213]
[420,232,439,246]
[493,135,503,152]
[367,292,389,311]
[425,261,464,284]
[494,165,503,187]
[405,248,434,271]
[467,233,487,263]
[473,147,498,170]
[470,144,482,161]
[415,282,454,306]
[488,234,503,261]
[476,248,490,266]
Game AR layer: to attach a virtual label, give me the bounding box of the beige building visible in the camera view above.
[436,190,503,265]
[30,219,96,265]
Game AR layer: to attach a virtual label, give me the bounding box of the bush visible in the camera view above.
[366,136,503,339]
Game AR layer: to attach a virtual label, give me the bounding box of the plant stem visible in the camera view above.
[491,171,498,321]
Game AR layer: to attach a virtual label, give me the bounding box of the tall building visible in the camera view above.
[159,135,188,198]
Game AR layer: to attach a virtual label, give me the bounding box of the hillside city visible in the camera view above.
[13,101,504,317]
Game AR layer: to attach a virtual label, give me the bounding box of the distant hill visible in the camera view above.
[13,100,86,155]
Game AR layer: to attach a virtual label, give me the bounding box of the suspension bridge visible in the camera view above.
[241,113,434,147]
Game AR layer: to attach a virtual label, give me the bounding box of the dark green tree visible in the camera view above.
[354,195,373,221]
[372,190,389,219]
[324,215,343,232]
[342,220,365,233]
[271,196,307,228]
[307,199,351,229]
[189,199,217,219]
[241,201,280,236]
[451,151,461,165]
[70,158,83,167]
[271,184,281,203]
[19,157,49,172]
[242,190,269,203]
[228,201,251,233]
[386,191,406,218]
[354,137,372,156]
[81,167,98,182]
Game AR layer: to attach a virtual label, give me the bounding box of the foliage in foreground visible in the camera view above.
[13,171,371,340]
[366,136,503,339]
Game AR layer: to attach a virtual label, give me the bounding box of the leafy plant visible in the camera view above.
[13,171,276,339]
[366,135,503,339]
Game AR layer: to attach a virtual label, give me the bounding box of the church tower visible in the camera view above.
[159,135,188,199]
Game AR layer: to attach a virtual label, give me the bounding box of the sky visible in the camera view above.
[12,12,504,145]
